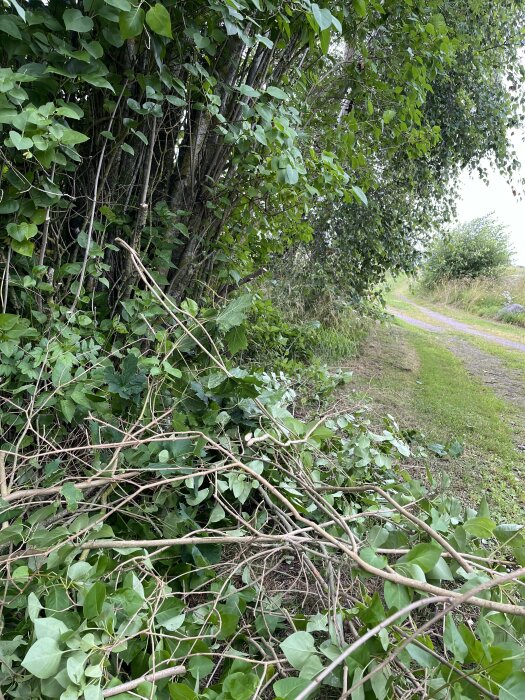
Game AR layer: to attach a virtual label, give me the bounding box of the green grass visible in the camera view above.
[351,321,525,521]
[414,267,525,328]
[387,277,525,344]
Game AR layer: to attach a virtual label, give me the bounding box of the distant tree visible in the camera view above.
[421,214,513,287]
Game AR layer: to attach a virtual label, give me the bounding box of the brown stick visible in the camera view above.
[102,665,185,697]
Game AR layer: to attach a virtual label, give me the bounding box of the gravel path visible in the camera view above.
[389,296,525,421]
[390,296,525,353]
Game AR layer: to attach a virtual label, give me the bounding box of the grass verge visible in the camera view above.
[349,321,524,521]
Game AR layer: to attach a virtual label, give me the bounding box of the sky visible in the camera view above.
[456,131,525,264]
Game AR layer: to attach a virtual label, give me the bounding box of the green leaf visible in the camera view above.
[383,581,411,610]
[10,239,34,257]
[83,582,106,619]
[273,678,311,700]
[494,524,525,546]
[216,294,253,332]
[145,3,172,38]
[155,608,185,631]
[225,326,248,354]
[63,9,94,33]
[280,631,317,671]
[239,84,261,98]
[351,185,368,205]
[60,129,90,146]
[9,130,32,151]
[7,222,38,241]
[119,7,145,39]
[352,0,367,18]
[443,614,468,662]
[121,143,135,155]
[105,0,131,10]
[383,109,396,124]
[426,557,454,581]
[311,4,333,31]
[463,516,496,538]
[61,482,83,511]
[188,654,214,679]
[168,685,198,700]
[500,673,525,700]
[403,542,442,573]
[266,86,288,100]
[0,15,22,39]
[67,651,88,685]
[223,672,259,700]
[21,638,63,679]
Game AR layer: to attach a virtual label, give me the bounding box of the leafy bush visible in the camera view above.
[421,215,513,288]
[3,274,525,700]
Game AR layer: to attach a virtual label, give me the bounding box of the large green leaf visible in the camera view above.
[463,517,496,538]
[119,6,144,39]
[500,673,525,700]
[443,614,468,662]
[280,631,317,671]
[145,3,172,38]
[403,541,442,573]
[21,638,63,679]
[383,581,411,610]
[63,8,94,32]
[216,294,253,332]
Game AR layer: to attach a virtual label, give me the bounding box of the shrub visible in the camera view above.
[421,214,513,288]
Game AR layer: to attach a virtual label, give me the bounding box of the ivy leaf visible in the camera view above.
[280,631,317,670]
[21,638,63,679]
[63,9,94,33]
[145,3,172,38]
[119,7,145,39]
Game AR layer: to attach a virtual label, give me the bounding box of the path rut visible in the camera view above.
[390,296,525,353]
[388,295,525,423]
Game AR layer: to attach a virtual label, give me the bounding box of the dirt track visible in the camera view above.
[390,296,525,353]
[389,296,525,414]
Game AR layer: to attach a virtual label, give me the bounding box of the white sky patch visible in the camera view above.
[457,130,525,264]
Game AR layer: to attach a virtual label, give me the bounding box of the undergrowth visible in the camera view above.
[2,249,525,700]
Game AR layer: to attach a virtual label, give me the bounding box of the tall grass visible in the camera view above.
[417,267,525,326]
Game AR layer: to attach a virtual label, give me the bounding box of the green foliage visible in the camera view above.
[421,215,513,287]
[0,1,524,698]
[2,284,525,699]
